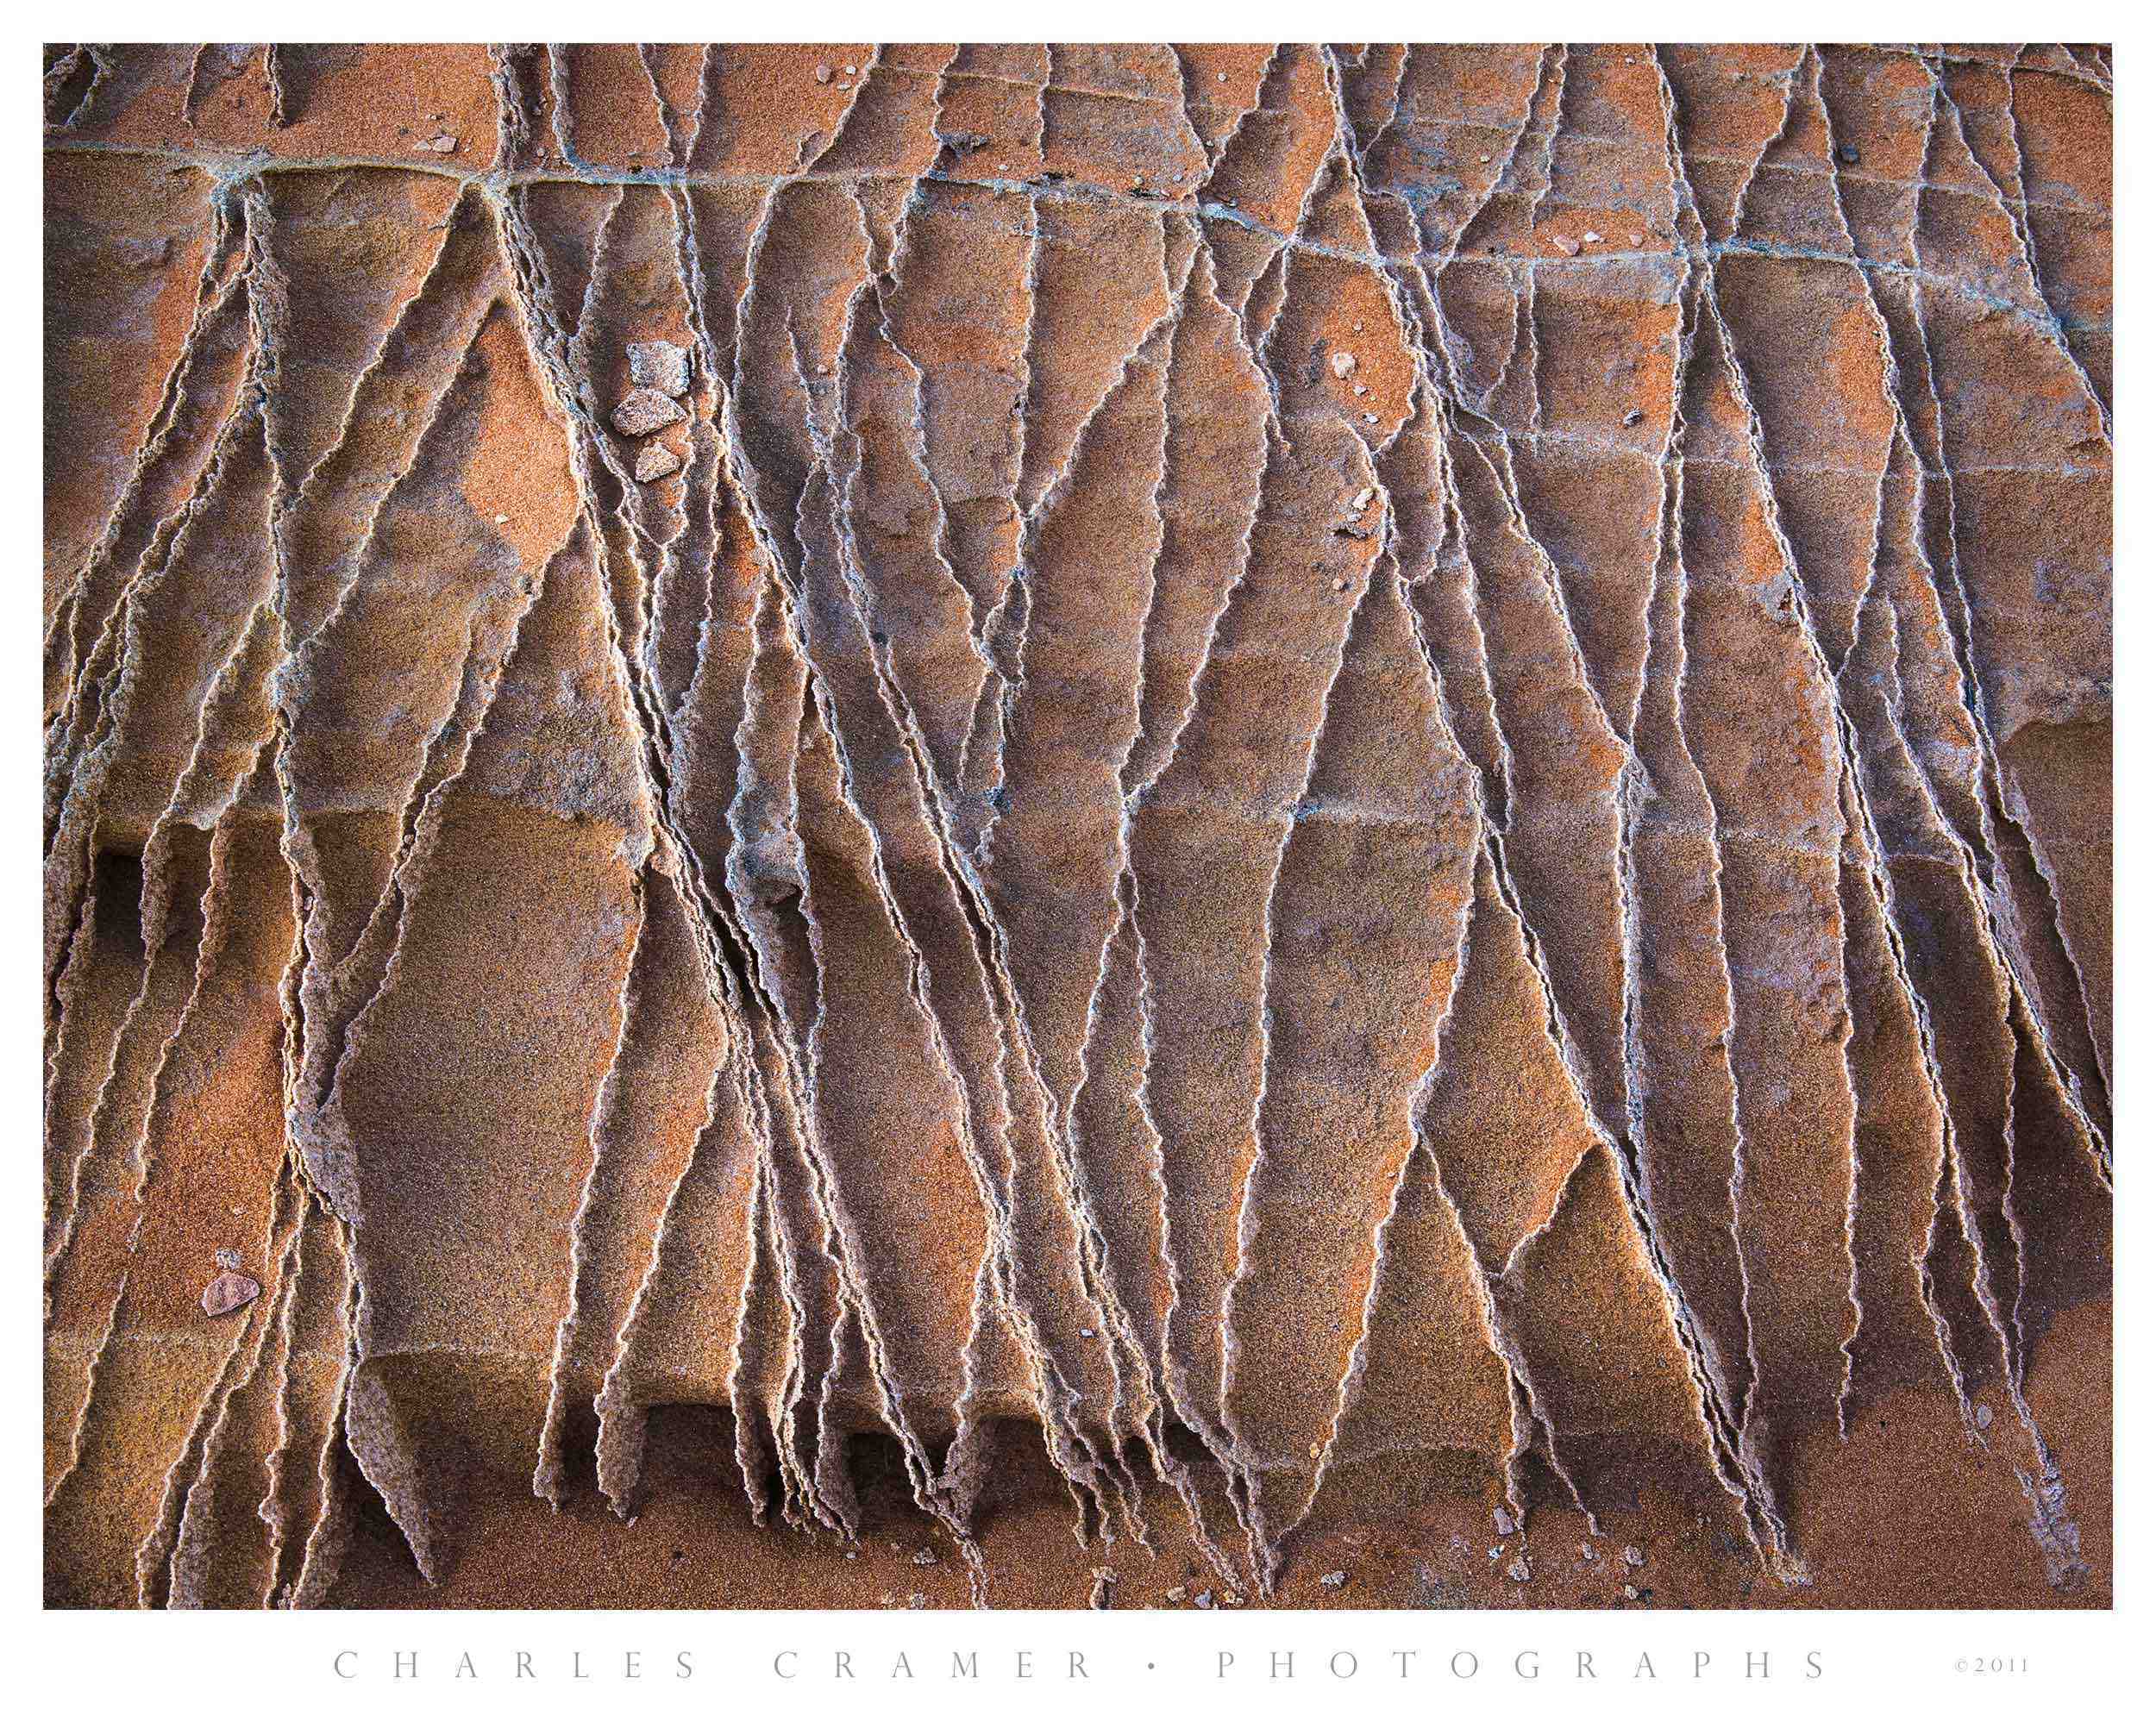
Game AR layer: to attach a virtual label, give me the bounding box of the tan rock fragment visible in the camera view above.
[629,341,690,397]
[634,442,681,482]
[612,388,686,436]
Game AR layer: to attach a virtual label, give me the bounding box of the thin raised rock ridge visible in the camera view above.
[42,40,2111,1610]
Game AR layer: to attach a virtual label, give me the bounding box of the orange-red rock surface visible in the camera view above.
[43,42,2111,1610]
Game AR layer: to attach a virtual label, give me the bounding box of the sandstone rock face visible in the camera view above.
[43,42,2111,1609]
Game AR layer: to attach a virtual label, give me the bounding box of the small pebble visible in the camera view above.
[1623,1583,1640,1600]
[913,1547,937,1566]
[612,387,686,437]
[1976,1403,1994,1431]
[494,513,509,525]
[1080,1326,1095,1338]
[1549,233,1580,256]
[1582,1543,1598,1561]
[1362,411,1378,424]
[629,340,691,398]
[1507,1556,1532,1583]
[1582,229,1601,245]
[422,134,458,154]
[1307,1440,1321,1458]
[1623,409,1644,427]
[633,442,681,482]
[1493,1507,1517,1537]
[1489,1546,1502,1560]
[215,1246,244,1271]
[1838,142,1860,166]
[906,1594,926,1610]
[1165,1584,1187,1601]
[1354,383,1369,396]
[1351,485,1375,510]
[1319,1570,1347,1587]
[843,63,857,76]
[1623,1544,1645,1567]
[1478,152,1491,164]
[815,64,832,84]
[1631,231,1645,244]
[202,1268,260,1319]
[1331,350,1357,379]
[1194,1589,1214,1610]
[1217,71,1227,82]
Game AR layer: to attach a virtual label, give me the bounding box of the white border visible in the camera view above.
[10,10,2137,1715]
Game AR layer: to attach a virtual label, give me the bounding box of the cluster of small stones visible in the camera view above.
[610,341,691,481]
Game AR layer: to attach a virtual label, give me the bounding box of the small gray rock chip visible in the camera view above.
[629,341,691,398]
[634,442,682,482]
[613,388,686,437]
